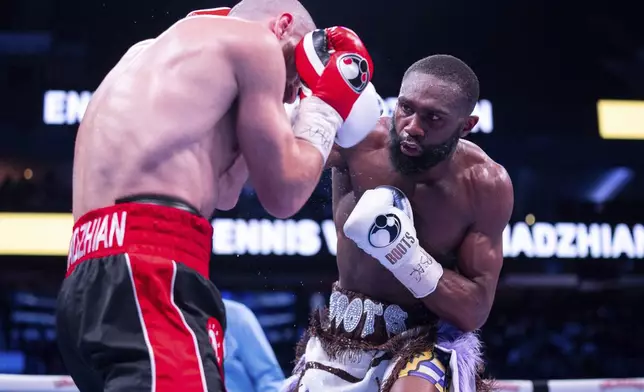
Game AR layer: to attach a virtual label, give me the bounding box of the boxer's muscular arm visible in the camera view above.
[420,165,513,331]
[216,154,248,211]
[234,31,325,219]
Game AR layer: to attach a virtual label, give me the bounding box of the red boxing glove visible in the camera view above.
[186,7,231,17]
[326,27,374,71]
[295,27,374,120]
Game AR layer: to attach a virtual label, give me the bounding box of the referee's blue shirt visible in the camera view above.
[223,299,285,392]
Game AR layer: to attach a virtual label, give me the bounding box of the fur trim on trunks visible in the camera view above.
[436,321,494,392]
[288,283,495,392]
[295,308,437,392]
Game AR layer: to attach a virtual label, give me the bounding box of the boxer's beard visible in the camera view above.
[389,117,461,175]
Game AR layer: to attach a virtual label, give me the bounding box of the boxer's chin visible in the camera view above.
[400,141,423,157]
[389,136,460,175]
[390,142,426,175]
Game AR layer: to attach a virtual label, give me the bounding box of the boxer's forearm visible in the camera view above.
[419,269,489,332]
[253,140,324,219]
[254,96,340,216]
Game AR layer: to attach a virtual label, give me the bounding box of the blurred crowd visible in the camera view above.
[0,174,70,212]
[482,289,643,380]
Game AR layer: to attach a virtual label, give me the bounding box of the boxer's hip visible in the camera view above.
[66,194,213,278]
[57,195,226,391]
[284,282,489,392]
[284,283,444,392]
[321,282,439,345]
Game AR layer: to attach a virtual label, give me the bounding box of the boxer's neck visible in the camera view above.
[415,149,458,183]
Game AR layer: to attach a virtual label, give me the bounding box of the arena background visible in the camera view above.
[1,0,644,390]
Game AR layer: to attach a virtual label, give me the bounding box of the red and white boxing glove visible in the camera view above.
[186,7,231,17]
[289,27,375,163]
[295,27,374,120]
[292,27,378,153]
[297,81,382,148]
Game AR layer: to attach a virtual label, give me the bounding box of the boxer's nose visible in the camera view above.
[404,114,425,138]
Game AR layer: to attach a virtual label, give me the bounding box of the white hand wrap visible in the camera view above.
[291,96,342,163]
[288,81,382,154]
[343,186,444,298]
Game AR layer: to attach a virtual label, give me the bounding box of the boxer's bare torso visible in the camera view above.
[331,117,508,306]
[73,17,270,219]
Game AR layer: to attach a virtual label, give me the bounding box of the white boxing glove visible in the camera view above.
[335,82,381,147]
[343,186,444,298]
[296,82,381,148]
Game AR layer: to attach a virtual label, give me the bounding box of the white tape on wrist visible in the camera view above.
[284,99,300,125]
[292,96,342,163]
[390,246,444,298]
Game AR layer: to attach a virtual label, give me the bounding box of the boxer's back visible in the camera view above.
[332,119,499,305]
[73,17,246,220]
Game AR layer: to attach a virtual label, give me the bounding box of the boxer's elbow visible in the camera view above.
[252,145,323,218]
[437,295,489,332]
[254,182,307,219]
[455,302,490,332]
[259,194,302,219]
[454,314,486,333]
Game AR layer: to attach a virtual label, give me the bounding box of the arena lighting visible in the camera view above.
[587,167,634,204]
[0,213,73,256]
[1,213,644,259]
[597,99,644,140]
[42,90,494,133]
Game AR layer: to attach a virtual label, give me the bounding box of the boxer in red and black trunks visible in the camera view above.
[55,0,379,390]
[58,197,226,392]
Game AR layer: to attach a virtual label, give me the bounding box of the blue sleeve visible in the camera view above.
[226,301,285,392]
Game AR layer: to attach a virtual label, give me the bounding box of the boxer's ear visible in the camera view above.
[273,12,294,40]
[460,115,479,137]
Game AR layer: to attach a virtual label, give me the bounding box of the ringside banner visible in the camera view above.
[1,213,643,259]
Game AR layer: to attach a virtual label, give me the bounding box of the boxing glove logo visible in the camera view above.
[336,53,370,93]
[368,214,402,248]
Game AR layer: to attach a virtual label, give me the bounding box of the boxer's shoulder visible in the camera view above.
[227,26,285,80]
[337,116,389,167]
[223,19,280,53]
[376,116,392,135]
[458,139,505,177]
[174,16,278,56]
[350,116,390,151]
[457,140,513,217]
